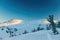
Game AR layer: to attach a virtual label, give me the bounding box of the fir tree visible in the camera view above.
[47,15,59,34]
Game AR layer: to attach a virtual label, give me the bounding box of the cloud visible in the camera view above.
[42,19,50,24]
[42,19,57,24]
[39,19,58,24]
[10,19,23,25]
[0,19,23,26]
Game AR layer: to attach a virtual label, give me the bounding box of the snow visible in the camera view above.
[0,30,58,40]
[0,28,60,40]
[0,20,60,40]
[3,30,48,40]
[0,30,60,40]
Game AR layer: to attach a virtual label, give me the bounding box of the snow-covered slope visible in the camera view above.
[0,20,60,40]
[3,30,48,40]
[2,30,60,40]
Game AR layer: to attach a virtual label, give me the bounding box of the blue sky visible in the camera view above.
[0,0,60,21]
[0,0,60,36]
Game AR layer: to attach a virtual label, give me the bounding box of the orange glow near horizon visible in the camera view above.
[43,19,50,24]
[10,19,23,25]
[0,19,23,26]
[43,19,57,24]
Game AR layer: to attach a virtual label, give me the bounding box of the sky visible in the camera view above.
[0,0,60,34]
[0,0,60,21]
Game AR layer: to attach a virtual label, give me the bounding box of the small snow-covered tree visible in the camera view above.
[23,30,28,34]
[6,27,17,37]
[32,28,37,32]
[57,21,60,28]
[46,25,51,30]
[37,27,41,31]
